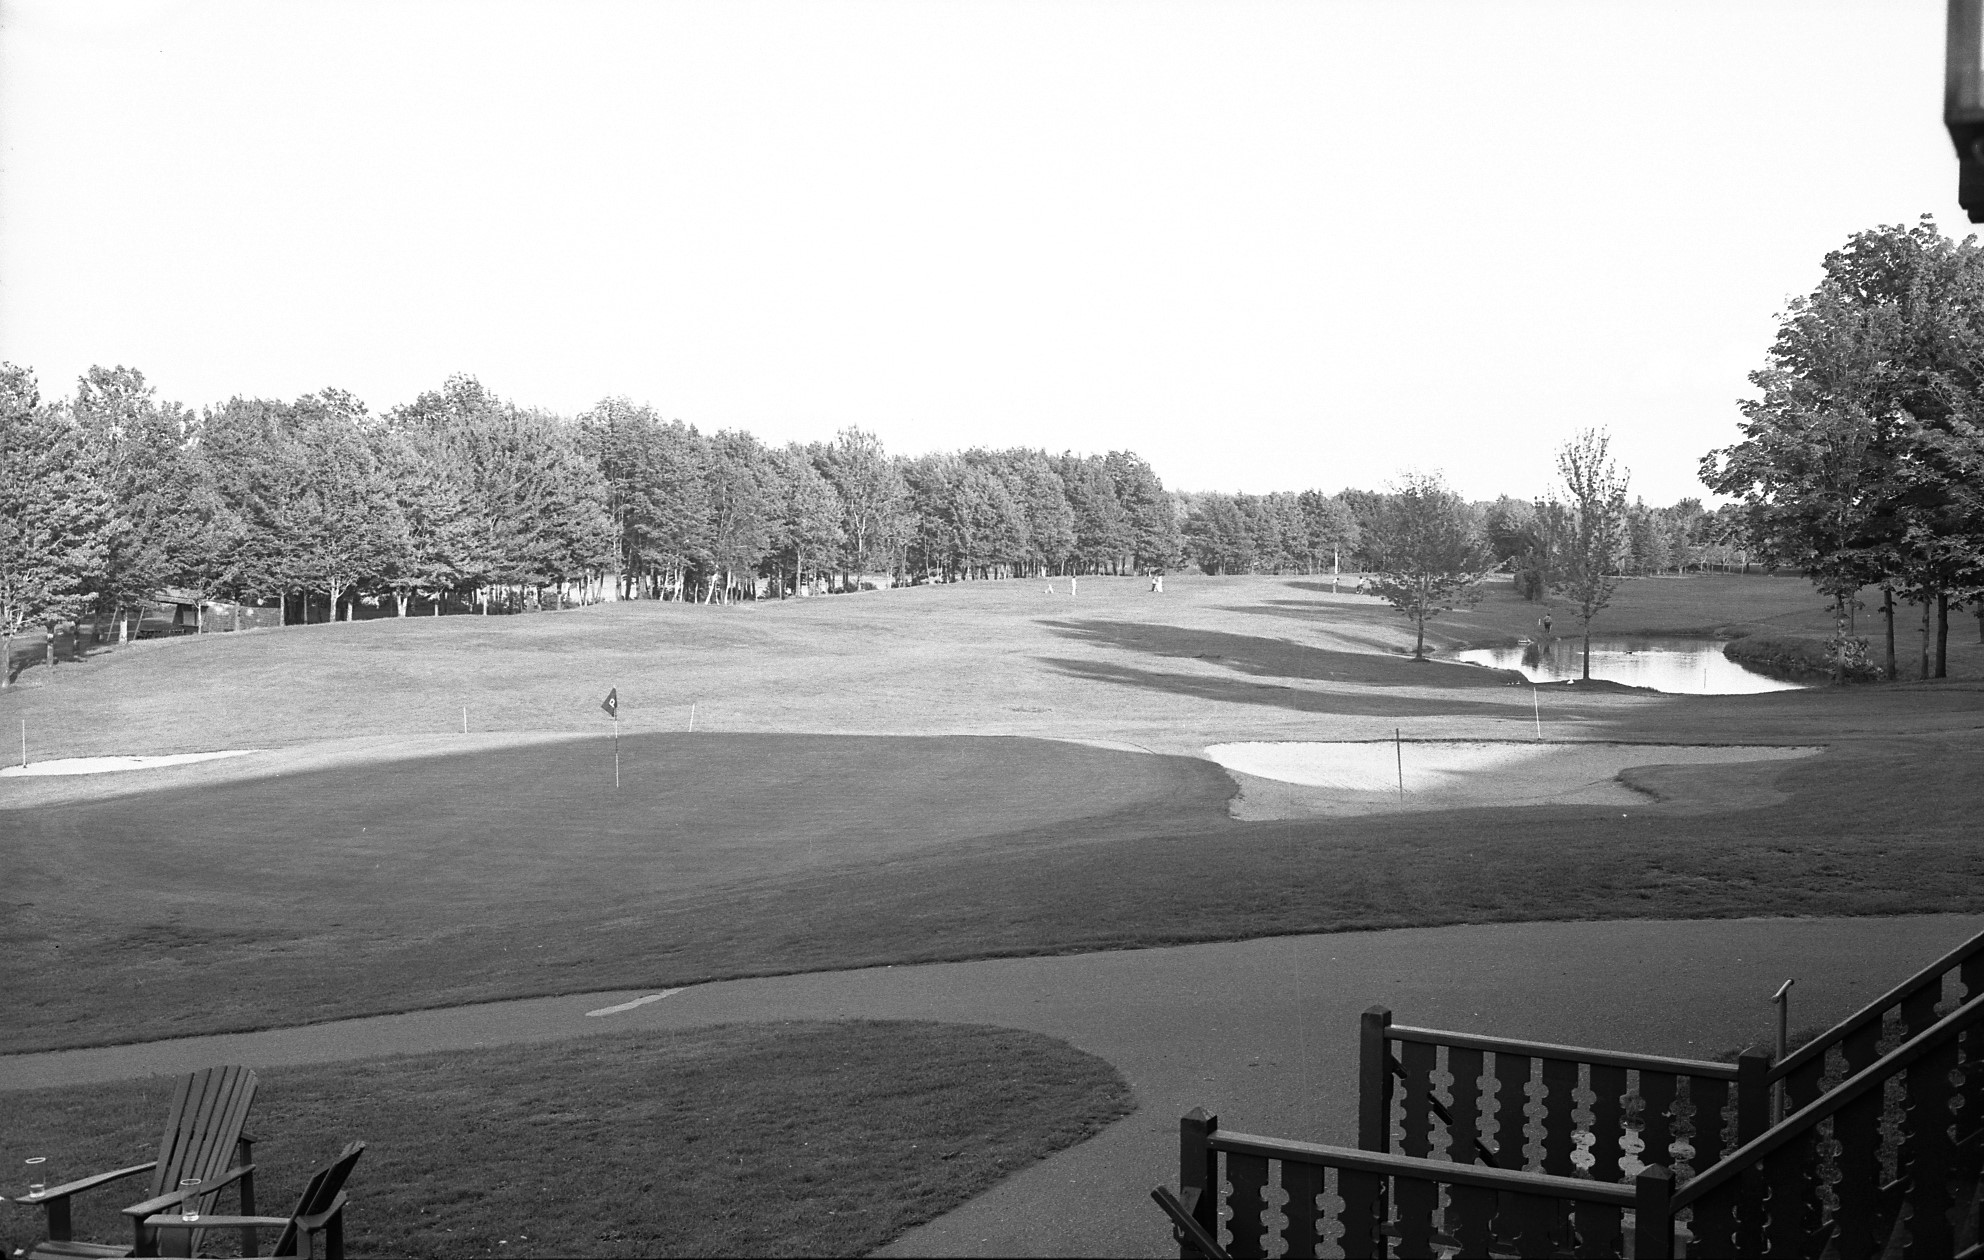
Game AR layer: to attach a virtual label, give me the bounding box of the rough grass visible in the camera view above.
[3,572,1982,1053]
[0,1020,1134,1259]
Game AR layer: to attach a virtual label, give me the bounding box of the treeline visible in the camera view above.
[1702,216,1984,679]
[0,367,1193,669]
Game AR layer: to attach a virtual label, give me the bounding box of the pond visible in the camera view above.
[1450,636,1809,695]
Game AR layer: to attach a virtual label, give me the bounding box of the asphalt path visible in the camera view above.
[5,914,1979,1257]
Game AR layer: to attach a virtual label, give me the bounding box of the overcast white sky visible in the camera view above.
[0,1,1962,503]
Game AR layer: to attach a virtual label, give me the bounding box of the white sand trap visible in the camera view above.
[1205,740,1822,818]
[0,750,262,778]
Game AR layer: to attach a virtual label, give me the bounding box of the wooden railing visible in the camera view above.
[1768,925,1984,1114]
[1661,988,1984,1259]
[1361,1006,1768,1185]
[1167,1107,1676,1260]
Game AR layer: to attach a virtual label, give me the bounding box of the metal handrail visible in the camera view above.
[1673,988,1984,1210]
[1768,925,1984,1084]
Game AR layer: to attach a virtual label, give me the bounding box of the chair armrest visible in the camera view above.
[21,1161,158,1202]
[294,1190,348,1232]
[123,1163,255,1218]
[144,1214,292,1229]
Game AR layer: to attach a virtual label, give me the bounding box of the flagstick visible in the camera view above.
[462,707,467,736]
[689,702,695,733]
[19,719,25,769]
[1532,683,1542,740]
[613,716,620,790]
[1395,727,1404,804]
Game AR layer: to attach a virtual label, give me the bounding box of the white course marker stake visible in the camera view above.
[20,719,25,768]
[689,702,696,733]
[462,707,468,735]
[1532,683,1542,740]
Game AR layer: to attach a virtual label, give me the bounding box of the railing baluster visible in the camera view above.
[1569,1196,1623,1258]
[1782,1054,1827,1114]
[1588,1063,1627,1183]
[1398,1040,1438,1159]
[1638,1071,1678,1175]
[1830,1083,1886,1258]
[1281,1160,1323,1260]
[1225,1152,1271,1259]
[1448,1046,1489,1166]
[1539,1057,1579,1178]
[1757,1124,1819,1257]
[1689,1074,1733,1170]
[1336,1167,1386,1260]
[1394,1176,1437,1256]
[1495,1053,1534,1172]
[1447,1182,1496,1256]
[1501,1189,1565,1257]
[1896,1036,1963,1260]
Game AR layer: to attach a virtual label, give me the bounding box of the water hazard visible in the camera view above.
[1451,636,1808,695]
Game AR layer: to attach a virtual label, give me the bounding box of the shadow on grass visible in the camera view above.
[0,1021,1134,1260]
[1038,619,1521,690]
[1038,657,1525,719]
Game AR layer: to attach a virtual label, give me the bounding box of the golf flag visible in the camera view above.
[601,688,618,719]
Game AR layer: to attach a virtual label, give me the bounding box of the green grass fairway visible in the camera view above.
[3,573,1982,1052]
[0,1020,1133,1258]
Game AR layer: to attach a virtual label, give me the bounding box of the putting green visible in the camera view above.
[1205,740,1823,818]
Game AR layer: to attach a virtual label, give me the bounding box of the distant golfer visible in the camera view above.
[1070,576,1078,599]
[1150,575,1163,593]
[1539,612,1554,638]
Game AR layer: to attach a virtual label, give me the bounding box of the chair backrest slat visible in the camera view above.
[154,1067,221,1194]
[274,1141,366,1258]
[147,1067,258,1211]
[189,1068,257,1183]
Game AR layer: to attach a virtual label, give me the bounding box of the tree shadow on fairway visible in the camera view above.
[1039,620,1519,690]
[1038,657,1525,719]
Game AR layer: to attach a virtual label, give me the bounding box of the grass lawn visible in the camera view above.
[3,572,1982,1052]
[0,1020,1133,1258]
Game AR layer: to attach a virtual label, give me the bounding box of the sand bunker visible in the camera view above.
[1205,740,1822,819]
[0,750,262,778]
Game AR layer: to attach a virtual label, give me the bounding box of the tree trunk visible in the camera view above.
[1413,611,1426,659]
[1582,628,1592,681]
[1936,590,1949,678]
[1882,587,1896,681]
[45,621,58,671]
[1920,598,1932,680]
[1832,592,1847,685]
[396,593,409,617]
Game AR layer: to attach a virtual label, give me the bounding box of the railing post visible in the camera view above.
[1736,1049,1771,1148]
[1633,1165,1674,1260]
[1180,1108,1219,1259]
[1359,1006,1394,1153]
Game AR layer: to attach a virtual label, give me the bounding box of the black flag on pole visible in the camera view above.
[601,688,618,719]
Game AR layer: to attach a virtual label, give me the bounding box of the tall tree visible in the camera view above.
[1360,473,1493,659]
[0,366,111,681]
[1551,429,1631,681]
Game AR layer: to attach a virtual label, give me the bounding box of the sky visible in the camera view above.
[0,0,1965,504]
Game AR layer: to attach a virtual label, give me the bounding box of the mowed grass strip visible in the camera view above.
[8,713,1984,1053]
[0,1020,1134,1259]
[3,734,1234,1051]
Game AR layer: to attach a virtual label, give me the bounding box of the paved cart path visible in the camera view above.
[6,914,1978,1256]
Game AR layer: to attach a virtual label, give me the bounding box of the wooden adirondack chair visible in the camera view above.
[16,1066,259,1260]
[142,1142,363,1260]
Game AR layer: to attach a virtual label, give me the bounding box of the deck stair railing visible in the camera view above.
[1362,1006,1768,1187]
[1153,926,1984,1259]
[1156,1107,1675,1260]
[1657,987,1984,1259]
[1768,925,1984,1116]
